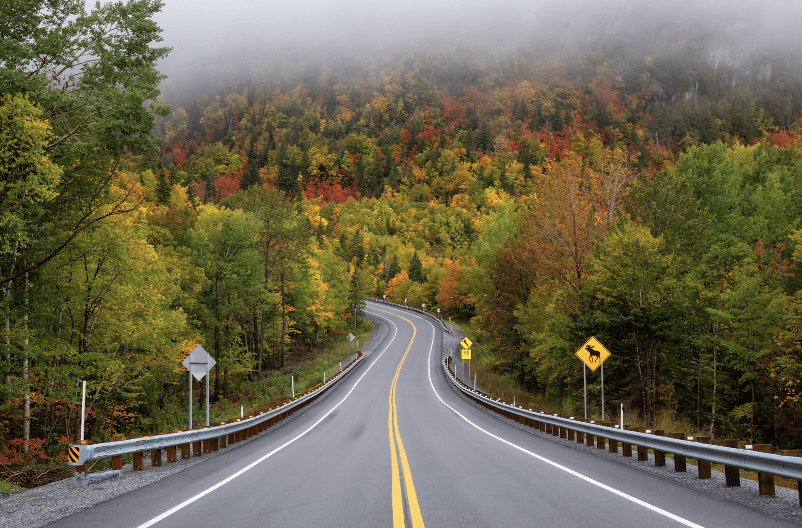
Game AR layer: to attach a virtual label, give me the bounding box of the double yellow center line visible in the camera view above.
[378,308,426,528]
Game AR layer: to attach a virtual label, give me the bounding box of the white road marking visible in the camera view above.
[137,316,400,528]
[372,305,704,528]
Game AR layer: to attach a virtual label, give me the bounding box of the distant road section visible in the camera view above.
[49,301,799,527]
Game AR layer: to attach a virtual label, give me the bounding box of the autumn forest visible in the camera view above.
[5,0,802,473]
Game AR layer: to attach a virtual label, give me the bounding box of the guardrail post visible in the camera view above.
[558,415,568,438]
[166,445,177,463]
[633,428,648,461]
[566,420,576,441]
[603,424,617,453]
[668,433,686,471]
[211,437,219,452]
[229,419,238,444]
[151,449,162,467]
[751,444,775,496]
[586,424,595,447]
[621,427,633,457]
[180,443,190,459]
[576,419,586,444]
[111,436,124,470]
[596,424,609,449]
[74,439,91,477]
[133,451,144,471]
[714,439,740,486]
[192,440,202,457]
[781,450,802,505]
[695,436,711,478]
[653,430,665,467]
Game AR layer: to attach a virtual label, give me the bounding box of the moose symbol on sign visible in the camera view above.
[586,344,601,363]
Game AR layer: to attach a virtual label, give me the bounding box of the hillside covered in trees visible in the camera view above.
[5,0,802,471]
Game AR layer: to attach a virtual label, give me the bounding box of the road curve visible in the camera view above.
[48,301,799,527]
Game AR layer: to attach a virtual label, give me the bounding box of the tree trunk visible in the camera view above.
[280,271,286,369]
[23,271,30,453]
[696,349,703,432]
[710,346,718,441]
[257,306,264,375]
[213,270,221,401]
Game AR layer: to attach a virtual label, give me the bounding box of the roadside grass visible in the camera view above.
[0,480,23,494]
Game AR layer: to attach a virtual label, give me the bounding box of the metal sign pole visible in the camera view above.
[189,371,193,430]
[206,368,210,427]
[601,362,605,421]
[583,363,587,420]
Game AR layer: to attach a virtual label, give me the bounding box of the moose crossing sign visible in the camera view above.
[575,336,611,372]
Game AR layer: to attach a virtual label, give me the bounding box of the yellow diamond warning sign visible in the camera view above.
[460,337,473,349]
[575,336,611,372]
[461,348,472,360]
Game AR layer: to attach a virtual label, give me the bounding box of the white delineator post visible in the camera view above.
[80,380,86,441]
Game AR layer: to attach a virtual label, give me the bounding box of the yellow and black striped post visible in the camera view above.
[68,445,81,464]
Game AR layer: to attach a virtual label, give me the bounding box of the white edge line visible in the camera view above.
[374,307,705,528]
[137,312,400,528]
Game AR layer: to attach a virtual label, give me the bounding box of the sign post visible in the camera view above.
[460,337,473,384]
[574,336,611,421]
[347,332,355,360]
[182,346,216,429]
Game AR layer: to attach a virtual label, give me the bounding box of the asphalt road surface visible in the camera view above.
[48,301,800,527]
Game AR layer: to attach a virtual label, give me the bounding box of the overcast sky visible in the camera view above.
[147,0,802,97]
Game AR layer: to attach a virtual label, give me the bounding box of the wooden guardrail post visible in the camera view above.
[586,423,595,447]
[133,451,144,471]
[180,443,191,459]
[566,420,576,441]
[596,426,606,450]
[576,419,586,444]
[652,430,666,467]
[714,439,740,486]
[151,449,162,467]
[558,415,568,439]
[632,428,648,461]
[668,433,686,472]
[621,426,633,457]
[192,440,202,457]
[111,436,124,470]
[607,424,619,453]
[750,444,775,496]
[166,445,177,463]
[694,436,711,478]
[781,450,802,506]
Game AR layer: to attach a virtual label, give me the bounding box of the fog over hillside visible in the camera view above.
[152,0,802,100]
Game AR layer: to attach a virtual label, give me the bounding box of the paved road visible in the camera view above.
[49,302,799,527]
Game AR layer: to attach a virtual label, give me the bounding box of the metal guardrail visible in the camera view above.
[366,298,453,333]
[441,356,802,489]
[68,351,364,469]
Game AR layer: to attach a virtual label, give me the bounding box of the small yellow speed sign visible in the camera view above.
[461,348,472,360]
